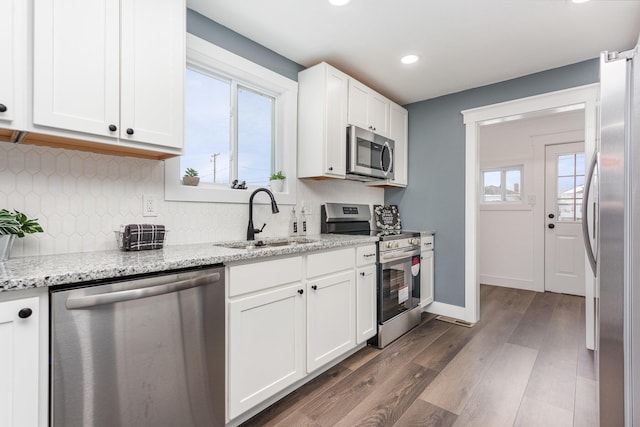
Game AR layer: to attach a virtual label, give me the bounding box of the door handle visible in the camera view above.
[582,152,598,275]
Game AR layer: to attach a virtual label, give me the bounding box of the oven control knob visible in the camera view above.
[394,242,400,248]
[386,242,393,249]
[409,238,419,246]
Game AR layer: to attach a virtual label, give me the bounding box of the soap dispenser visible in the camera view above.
[299,207,307,236]
[289,207,298,237]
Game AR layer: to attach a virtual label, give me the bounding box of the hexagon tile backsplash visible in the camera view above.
[0,141,294,257]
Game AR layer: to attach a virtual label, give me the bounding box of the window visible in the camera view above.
[481,166,523,203]
[165,34,298,204]
[556,152,585,221]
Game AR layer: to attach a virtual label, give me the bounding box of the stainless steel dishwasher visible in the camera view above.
[50,265,225,427]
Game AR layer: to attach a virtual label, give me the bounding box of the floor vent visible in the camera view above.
[435,315,475,328]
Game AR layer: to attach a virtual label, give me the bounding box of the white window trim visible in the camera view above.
[480,164,524,204]
[165,33,298,205]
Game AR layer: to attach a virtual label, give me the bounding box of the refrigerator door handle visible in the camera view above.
[582,152,598,275]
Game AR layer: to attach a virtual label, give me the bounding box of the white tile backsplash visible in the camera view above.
[0,141,384,257]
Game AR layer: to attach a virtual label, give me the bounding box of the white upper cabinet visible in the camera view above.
[0,0,27,135]
[33,0,184,153]
[298,62,349,178]
[348,79,390,137]
[388,103,408,187]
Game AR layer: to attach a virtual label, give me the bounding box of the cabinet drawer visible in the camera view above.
[356,244,377,267]
[229,256,303,297]
[307,248,355,278]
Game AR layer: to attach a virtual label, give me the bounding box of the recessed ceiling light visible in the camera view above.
[328,0,351,6]
[401,54,420,65]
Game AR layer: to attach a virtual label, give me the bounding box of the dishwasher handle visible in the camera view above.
[65,272,221,310]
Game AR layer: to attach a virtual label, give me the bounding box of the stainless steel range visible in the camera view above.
[321,203,422,348]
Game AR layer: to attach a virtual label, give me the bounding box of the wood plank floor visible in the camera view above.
[241,285,598,427]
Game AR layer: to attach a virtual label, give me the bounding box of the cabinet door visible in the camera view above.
[228,283,305,420]
[368,92,390,137]
[323,67,348,177]
[33,0,120,137]
[120,0,184,149]
[389,103,408,187]
[0,0,16,127]
[0,297,40,427]
[307,270,356,372]
[347,80,369,130]
[356,264,377,344]
[421,250,434,307]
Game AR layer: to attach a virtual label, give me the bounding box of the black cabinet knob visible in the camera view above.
[18,308,32,319]
[311,285,318,290]
[360,272,365,276]
[548,223,555,229]
[548,213,555,219]
[0,104,7,113]
[126,128,134,135]
[328,166,333,171]
[298,289,304,295]
[108,124,117,132]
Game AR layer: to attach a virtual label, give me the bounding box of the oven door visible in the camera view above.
[377,247,420,324]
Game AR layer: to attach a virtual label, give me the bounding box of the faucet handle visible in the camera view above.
[254,223,267,234]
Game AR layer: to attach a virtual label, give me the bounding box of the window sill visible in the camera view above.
[164,177,296,205]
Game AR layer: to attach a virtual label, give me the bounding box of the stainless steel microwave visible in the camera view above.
[346,125,394,181]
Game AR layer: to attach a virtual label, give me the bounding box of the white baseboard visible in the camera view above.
[425,301,468,322]
[480,274,540,292]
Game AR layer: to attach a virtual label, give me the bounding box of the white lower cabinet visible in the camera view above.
[356,264,377,344]
[421,249,434,308]
[0,294,42,427]
[307,270,355,372]
[227,245,370,423]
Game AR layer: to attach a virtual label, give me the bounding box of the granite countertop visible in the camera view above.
[0,234,378,292]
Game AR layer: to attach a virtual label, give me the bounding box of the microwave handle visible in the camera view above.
[381,141,393,176]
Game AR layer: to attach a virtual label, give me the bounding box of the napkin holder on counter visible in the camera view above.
[115,224,167,251]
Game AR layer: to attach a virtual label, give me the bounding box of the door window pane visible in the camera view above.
[556,152,584,222]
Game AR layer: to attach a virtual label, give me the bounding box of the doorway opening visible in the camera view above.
[462,84,598,349]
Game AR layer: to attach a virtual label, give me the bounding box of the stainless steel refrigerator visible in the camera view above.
[585,44,640,426]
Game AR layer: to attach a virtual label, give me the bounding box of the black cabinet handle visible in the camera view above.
[328,166,333,171]
[311,285,317,290]
[548,223,555,229]
[126,128,134,135]
[18,308,32,319]
[0,104,7,113]
[360,272,365,276]
[298,289,304,295]
[108,124,117,132]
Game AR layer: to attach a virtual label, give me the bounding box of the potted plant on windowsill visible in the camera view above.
[269,171,286,192]
[183,168,200,186]
[0,209,44,261]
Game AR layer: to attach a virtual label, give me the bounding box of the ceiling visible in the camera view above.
[188,0,640,106]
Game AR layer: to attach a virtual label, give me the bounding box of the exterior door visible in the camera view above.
[544,142,586,295]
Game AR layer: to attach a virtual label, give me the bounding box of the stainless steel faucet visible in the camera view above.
[247,188,280,240]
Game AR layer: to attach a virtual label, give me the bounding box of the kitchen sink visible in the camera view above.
[213,238,319,250]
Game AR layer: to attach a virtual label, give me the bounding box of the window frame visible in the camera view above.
[165,34,298,205]
[480,165,524,204]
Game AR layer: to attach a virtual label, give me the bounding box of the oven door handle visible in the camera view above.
[380,249,420,263]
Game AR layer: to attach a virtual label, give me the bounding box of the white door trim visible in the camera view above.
[461,84,599,336]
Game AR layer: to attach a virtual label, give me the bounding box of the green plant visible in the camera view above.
[269,171,286,180]
[0,209,44,238]
[184,167,199,177]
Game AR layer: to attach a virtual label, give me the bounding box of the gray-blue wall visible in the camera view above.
[187,9,304,81]
[385,59,600,307]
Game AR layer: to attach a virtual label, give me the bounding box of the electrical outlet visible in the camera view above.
[143,194,158,217]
